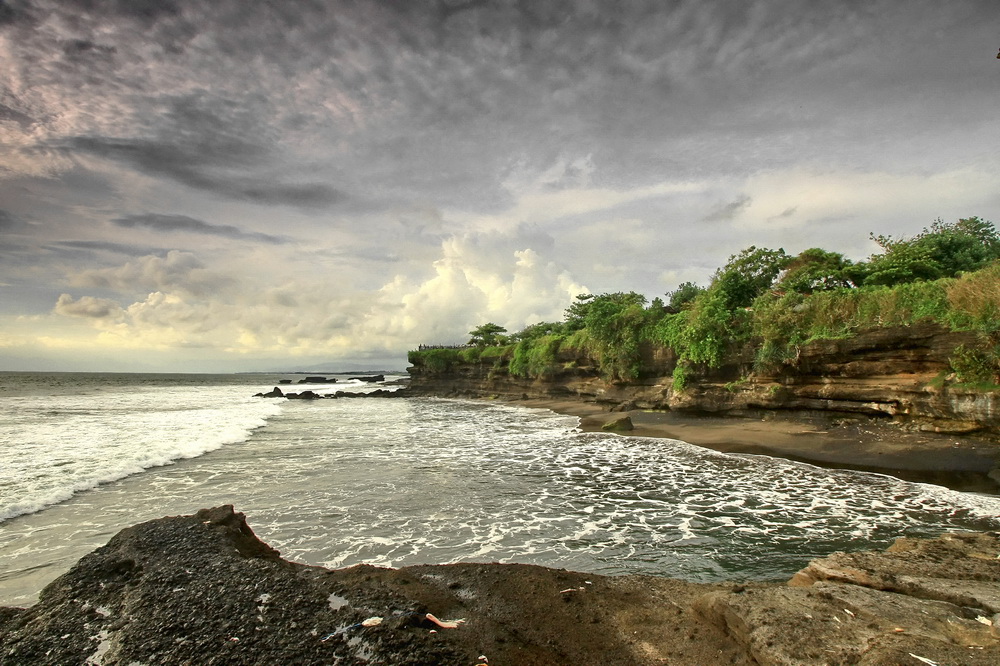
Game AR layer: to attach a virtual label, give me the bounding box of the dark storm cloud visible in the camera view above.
[64,91,346,207]
[61,38,117,57]
[0,103,35,131]
[0,0,30,26]
[48,239,161,256]
[701,196,752,223]
[112,213,287,245]
[54,293,122,319]
[768,207,798,222]
[62,0,180,25]
[0,209,23,232]
[70,136,343,208]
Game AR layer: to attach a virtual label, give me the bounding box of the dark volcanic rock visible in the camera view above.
[0,507,466,665]
[254,386,284,398]
[349,375,385,383]
[334,388,398,398]
[2,508,998,665]
[300,376,337,384]
[286,390,323,400]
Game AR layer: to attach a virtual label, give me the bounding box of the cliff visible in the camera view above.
[1,507,997,665]
[408,322,1000,437]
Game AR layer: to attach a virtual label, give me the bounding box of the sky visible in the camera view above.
[1,0,999,372]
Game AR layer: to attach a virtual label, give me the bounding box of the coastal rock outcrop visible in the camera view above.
[408,322,1000,438]
[350,374,385,382]
[1,507,997,665]
[286,390,323,400]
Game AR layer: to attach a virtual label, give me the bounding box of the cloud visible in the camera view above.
[112,213,286,244]
[768,206,798,222]
[69,250,235,298]
[364,226,587,345]
[740,167,999,234]
[2,0,999,371]
[701,195,752,223]
[0,103,36,131]
[54,294,124,320]
[61,38,117,58]
[47,240,159,256]
[71,135,344,208]
[41,224,586,360]
[0,209,24,232]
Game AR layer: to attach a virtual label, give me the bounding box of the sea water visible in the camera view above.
[2,371,999,607]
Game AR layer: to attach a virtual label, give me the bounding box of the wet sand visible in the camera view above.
[512,398,1000,494]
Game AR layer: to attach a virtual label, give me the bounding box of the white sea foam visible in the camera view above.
[1,390,998,607]
[0,380,282,522]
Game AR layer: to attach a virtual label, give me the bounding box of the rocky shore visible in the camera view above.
[1,506,998,665]
[406,322,1000,493]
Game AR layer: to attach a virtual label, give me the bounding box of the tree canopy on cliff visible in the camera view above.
[410,217,1000,385]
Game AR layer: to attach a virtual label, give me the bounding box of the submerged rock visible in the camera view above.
[1,507,997,665]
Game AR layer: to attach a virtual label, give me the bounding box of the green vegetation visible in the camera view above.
[468,322,508,347]
[408,217,1000,388]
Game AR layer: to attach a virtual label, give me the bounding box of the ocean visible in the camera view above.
[2,371,999,608]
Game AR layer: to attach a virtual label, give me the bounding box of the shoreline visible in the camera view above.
[4,506,998,665]
[508,397,1000,495]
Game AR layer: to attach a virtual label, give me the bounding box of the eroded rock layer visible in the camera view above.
[409,323,1000,436]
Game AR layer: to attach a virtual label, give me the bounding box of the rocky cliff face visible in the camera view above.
[409,323,1000,436]
[1,507,998,665]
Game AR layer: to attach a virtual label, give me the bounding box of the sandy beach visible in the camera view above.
[512,398,1000,494]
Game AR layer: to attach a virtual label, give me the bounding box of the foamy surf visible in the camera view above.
[0,380,282,522]
[1,383,998,608]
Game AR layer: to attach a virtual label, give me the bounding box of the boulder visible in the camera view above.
[602,415,634,432]
[350,375,385,383]
[254,387,284,398]
[286,390,322,400]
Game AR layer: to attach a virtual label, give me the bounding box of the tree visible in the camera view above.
[666,281,705,311]
[564,293,596,331]
[568,292,649,379]
[468,323,507,347]
[778,248,857,294]
[510,321,565,341]
[712,246,790,309]
[864,217,1000,286]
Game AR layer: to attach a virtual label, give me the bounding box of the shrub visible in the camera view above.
[671,364,690,392]
[657,289,750,368]
[509,335,565,378]
[408,348,462,372]
[944,262,1000,331]
[949,343,1000,385]
[864,217,1000,287]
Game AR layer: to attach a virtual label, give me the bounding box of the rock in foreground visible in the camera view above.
[1,506,998,665]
